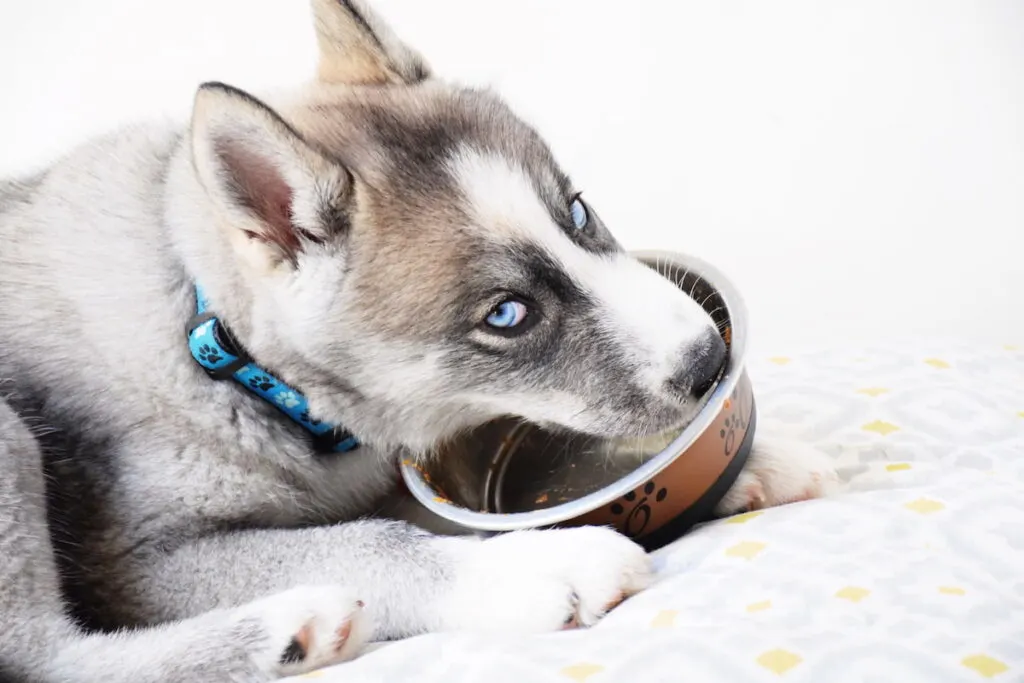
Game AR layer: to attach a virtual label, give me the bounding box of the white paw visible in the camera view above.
[235,585,369,676]
[440,526,653,634]
[715,437,840,516]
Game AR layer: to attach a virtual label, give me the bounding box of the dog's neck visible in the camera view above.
[185,284,360,455]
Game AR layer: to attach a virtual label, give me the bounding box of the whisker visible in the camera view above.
[688,274,703,300]
[674,268,690,290]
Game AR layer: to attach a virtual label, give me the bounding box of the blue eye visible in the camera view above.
[485,300,528,329]
[569,196,588,230]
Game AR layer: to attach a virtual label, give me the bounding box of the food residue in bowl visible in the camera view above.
[403,459,457,504]
[402,458,428,480]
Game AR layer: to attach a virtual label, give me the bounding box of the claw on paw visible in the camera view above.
[334,620,353,651]
[744,483,767,511]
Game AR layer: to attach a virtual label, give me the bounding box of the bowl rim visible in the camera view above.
[400,249,751,532]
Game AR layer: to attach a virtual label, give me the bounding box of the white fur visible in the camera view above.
[438,526,653,633]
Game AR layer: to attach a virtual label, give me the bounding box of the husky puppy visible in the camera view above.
[0,1,837,680]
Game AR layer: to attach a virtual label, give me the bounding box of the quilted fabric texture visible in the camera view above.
[286,344,1024,683]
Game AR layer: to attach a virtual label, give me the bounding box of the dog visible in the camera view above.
[0,1,838,680]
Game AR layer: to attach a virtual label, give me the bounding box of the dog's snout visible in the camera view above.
[669,328,727,399]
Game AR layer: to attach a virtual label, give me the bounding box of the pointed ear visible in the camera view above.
[189,82,352,268]
[311,0,431,86]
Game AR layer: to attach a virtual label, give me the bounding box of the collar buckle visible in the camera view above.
[186,287,360,454]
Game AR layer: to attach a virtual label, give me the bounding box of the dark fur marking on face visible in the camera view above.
[447,239,592,361]
[426,230,658,429]
[509,241,589,306]
[360,107,461,193]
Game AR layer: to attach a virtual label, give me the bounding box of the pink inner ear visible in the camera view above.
[214,137,302,259]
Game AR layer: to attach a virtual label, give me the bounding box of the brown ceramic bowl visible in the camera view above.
[400,250,755,551]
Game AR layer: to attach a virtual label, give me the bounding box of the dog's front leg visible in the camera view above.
[134,520,652,641]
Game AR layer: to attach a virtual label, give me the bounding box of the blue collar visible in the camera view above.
[185,286,359,454]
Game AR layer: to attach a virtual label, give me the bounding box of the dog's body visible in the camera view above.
[0,2,837,680]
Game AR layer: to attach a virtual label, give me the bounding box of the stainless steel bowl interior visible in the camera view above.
[402,250,749,532]
[422,413,690,516]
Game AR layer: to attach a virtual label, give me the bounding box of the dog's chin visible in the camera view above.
[534,398,702,442]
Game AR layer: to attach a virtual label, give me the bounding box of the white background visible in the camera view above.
[1,0,1022,353]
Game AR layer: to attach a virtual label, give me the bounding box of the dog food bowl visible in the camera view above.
[400,250,756,551]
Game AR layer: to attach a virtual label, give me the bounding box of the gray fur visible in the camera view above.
[0,174,46,218]
[0,1,826,681]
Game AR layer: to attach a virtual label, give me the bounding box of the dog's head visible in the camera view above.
[179,0,725,454]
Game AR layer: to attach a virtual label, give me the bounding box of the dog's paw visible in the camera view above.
[441,526,653,633]
[715,437,840,516]
[235,584,369,676]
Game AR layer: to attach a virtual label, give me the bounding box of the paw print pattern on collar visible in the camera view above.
[186,287,359,455]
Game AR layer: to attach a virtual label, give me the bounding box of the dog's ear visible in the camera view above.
[189,82,353,269]
[311,0,431,86]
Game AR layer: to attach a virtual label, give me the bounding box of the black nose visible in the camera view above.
[669,329,727,398]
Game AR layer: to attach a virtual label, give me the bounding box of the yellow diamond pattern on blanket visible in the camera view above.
[862,419,900,435]
[886,462,912,472]
[725,541,766,559]
[925,358,952,369]
[724,511,764,524]
[283,345,1024,683]
[961,655,1009,678]
[650,610,678,628]
[756,649,803,675]
[559,663,604,681]
[905,498,945,514]
[835,586,871,603]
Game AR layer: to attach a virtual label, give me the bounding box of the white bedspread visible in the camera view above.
[286,344,1024,683]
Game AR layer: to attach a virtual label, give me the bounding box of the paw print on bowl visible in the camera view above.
[196,344,223,365]
[609,480,668,537]
[248,375,276,392]
[719,412,747,456]
[275,391,301,409]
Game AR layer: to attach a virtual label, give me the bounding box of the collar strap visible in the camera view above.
[185,287,359,454]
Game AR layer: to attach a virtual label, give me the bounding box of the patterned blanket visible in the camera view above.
[285,344,1024,683]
